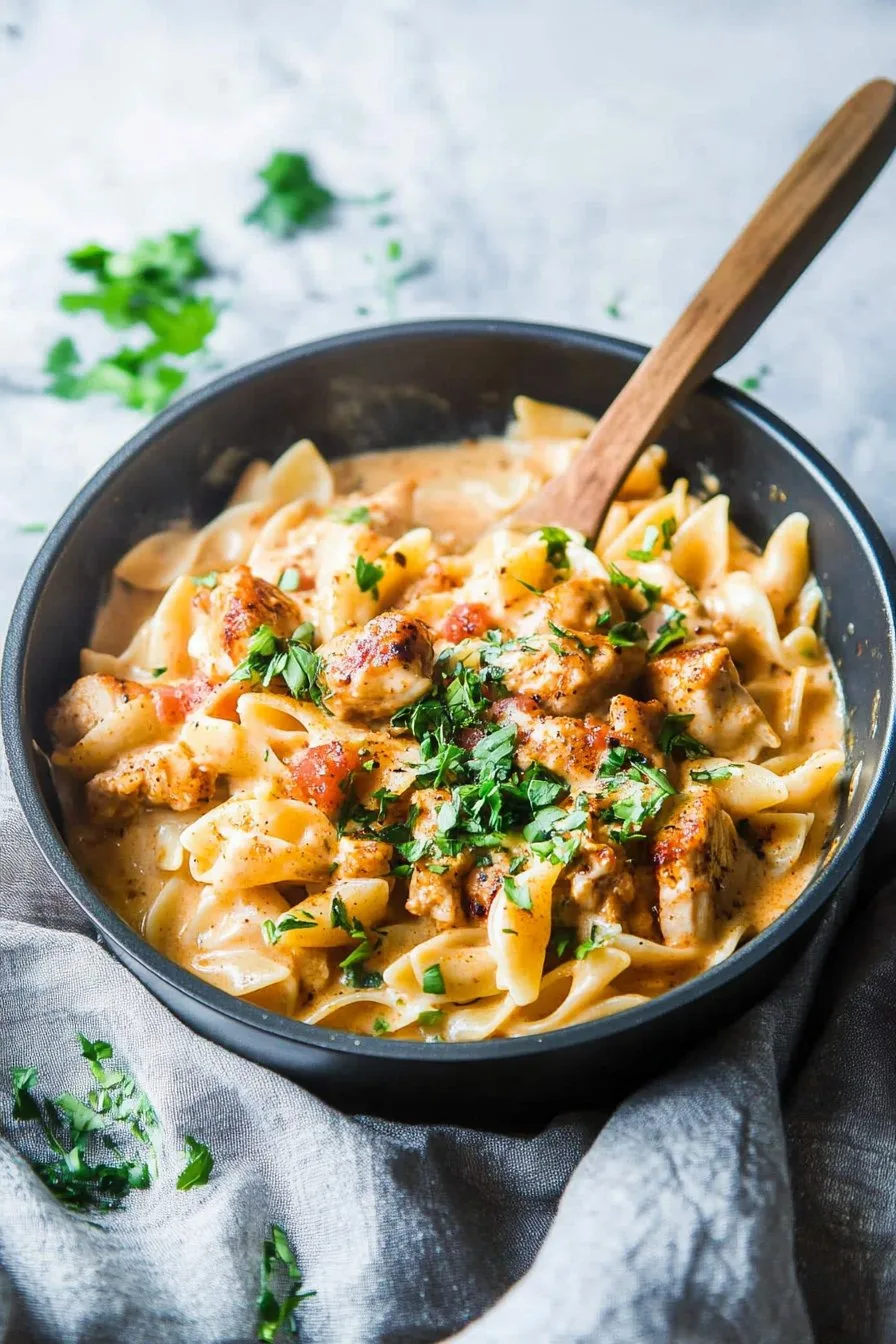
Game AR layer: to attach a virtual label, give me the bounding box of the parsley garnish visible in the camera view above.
[626,525,659,562]
[333,504,372,524]
[262,911,317,946]
[354,554,385,599]
[422,964,445,995]
[607,621,648,649]
[540,526,572,570]
[47,230,216,412]
[648,610,689,657]
[278,567,300,592]
[7,1035,182,1212]
[192,571,218,589]
[503,875,533,911]
[18,521,48,534]
[418,1009,444,1029]
[608,563,662,609]
[372,1017,390,1036]
[152,666,167,678]
[605,291,625,320]
[176,1136,214,1191]
[246,151,334,238]
[574,919,621,958]
[599,748,676,843]
[658,713,711,759]
[740,362,771,393]
[331,895,384,988]
[256,1224,315,1342]
[661,518,677,549]
[231,623,324,706]
[691,763,744,782]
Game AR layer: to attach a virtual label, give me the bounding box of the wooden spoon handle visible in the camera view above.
[514,78,896,538]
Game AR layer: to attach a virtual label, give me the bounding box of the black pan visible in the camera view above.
[4,320,895,1125]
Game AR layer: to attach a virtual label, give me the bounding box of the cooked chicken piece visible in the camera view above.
[651,787,738,946]
[605,695,666,766]
[319,612,434,721]
[86,742,216,823]
[567,839,657,939]
[405,789,471,928]
[461,852,511,921]
[490,695,610,790]
[334,835,394,879]
[645,640,779,761]
[543,576,623,634]
[497,632,644,716]
[203,565,301,675]
[48,674,152,748]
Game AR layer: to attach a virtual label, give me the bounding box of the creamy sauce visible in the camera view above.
[55,413,847,1040]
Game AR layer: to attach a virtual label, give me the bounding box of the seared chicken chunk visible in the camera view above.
[645,640,779,761]
[567,839,657,939]
[86,741,216,823]
[319,612,433,721]
[461,851,511,921]
[543,576,623,634]
[405,789,471,928]
[605,695,666,766]
[491,695,610,790]
[48,674,151,748]
[334,835,394,879]
[651,788,738,946]
[203,565,301,675]
[497,632,644,716]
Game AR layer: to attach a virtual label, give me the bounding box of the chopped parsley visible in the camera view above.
[354,554,385,599]
[5,1034,215,1212]
[421,964,445,995]
[46,229,217,412]
[176,1136,214,1191]
[605,291,625,320]
[262,911,317,946]
[278,567,300,592]
[648,610,689,657]
[658,713,711,759]
[18,521,48,534]
[661,518,677,549]
[331,895,383,988]
[231,623,324,706]
[608,562,662,609]
[152,666,167,678]
[333,504,372,525]
[539,526,572,570]
[607,621,648,649]
[740,362,771,393]
[372,1017,390,1036]
[626,525,659,562]
[256,1224,315,1342]
[599,747,676,843]
[246,151,334,238]
[574,919,621,958]
[691,763,744,782]
[418,1009,444,1029]
[192,571,218,589]
[503,875,532,910]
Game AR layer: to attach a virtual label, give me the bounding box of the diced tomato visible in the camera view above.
[441,602,496,643]
[456,724,488,751]
[287,742,363,817]
[151,675,215,725]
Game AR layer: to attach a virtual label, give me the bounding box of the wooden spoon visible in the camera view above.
[512,78,896,540]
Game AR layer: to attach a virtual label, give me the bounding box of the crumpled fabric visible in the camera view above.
[1,737,894,1344]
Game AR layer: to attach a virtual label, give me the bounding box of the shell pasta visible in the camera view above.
[49,397,845,1042]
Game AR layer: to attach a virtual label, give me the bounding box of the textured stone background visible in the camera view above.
[1,0,895,627]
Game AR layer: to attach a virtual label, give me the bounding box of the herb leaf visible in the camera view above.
[648,610,689,657]
[503,875,533,911]
[246,151,334,239]
[354,555,385,599]
[690,763,743,782]
[177,1136,214,1191]
[231,623,324,707]
[540,526,572,570]
[658,713,711,759]
[421,964,445,995]
[256,1223,315,1342]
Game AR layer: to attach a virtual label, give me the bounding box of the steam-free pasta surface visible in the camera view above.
[49,397,845,1041]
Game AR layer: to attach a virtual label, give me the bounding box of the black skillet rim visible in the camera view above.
[4,318,896,1066]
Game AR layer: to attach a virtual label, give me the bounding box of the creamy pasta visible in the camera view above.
[48,397,845,1042]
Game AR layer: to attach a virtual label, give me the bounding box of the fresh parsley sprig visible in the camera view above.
[648,610,689,657]
[232,623,325,707]
[246,151,334,238]
[256,1224,315,1342]
[658,713,711,759]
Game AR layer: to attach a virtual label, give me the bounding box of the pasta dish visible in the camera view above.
[48,397,846,1042]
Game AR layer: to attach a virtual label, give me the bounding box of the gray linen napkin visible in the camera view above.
[1,735,893,1344]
